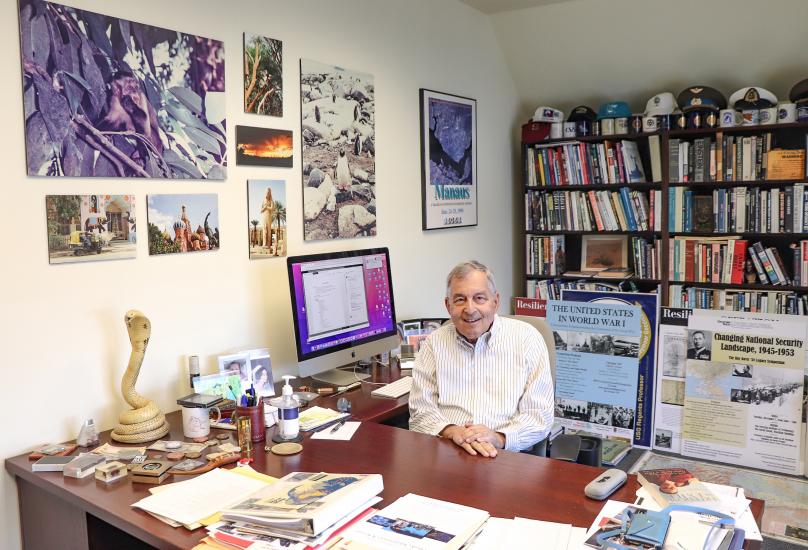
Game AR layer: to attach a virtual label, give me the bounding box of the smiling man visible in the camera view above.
[408,260,554,458]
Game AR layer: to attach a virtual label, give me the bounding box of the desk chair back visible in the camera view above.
[505,315,556,383]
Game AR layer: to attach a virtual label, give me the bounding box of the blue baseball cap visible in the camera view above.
[597,101,632,120]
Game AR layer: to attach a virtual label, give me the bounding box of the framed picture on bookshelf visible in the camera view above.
[419,89,477,230]
[581,235,628,271]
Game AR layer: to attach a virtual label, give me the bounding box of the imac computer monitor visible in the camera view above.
[287,247,398,385]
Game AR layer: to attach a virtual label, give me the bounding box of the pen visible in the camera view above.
[330,419,346,434]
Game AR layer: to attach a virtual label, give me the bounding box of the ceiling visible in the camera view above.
[458,0,570,15]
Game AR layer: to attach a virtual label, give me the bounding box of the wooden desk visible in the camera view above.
[291,361,410,423]
[6,412,764,550]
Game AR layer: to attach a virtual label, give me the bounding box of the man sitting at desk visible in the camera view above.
[409,260,554,458]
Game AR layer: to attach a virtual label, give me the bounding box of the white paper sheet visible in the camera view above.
[132,468,267,527]
[310,421,361,440]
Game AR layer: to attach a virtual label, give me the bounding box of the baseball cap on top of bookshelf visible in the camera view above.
[789,78,808,104]
[677,86,727,112]
[567,105,597,122]
[596,101,631,120]
[729,87,777,109]
[644,92,677,116]
[532,106,564,123]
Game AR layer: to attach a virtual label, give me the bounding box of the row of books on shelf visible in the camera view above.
[668,134,805,183]
[526,188,661,232]
[668,285,808,315]
[668,237,803,286]
[668,183,808,233]
[526,278,644,300]
[526,138,655,187]
[526,236,659,279]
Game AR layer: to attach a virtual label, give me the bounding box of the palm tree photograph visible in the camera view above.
[243,33,282,117]
[247,180,287,259]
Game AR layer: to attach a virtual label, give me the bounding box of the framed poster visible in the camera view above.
[581,235,628,271]
[19,1,226,179]
[420,89,477,230]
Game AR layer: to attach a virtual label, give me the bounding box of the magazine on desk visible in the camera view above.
[221,472,384,536]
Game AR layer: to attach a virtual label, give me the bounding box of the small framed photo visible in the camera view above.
[420,89,477,230]
[243,348,275,397]
[217,352,252,389]
[581,235,628,271]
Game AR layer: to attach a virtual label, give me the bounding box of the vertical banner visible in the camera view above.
[547,299,642,443]
[652,307,693,453]
[683,310,806,475]
[560,290,658,447]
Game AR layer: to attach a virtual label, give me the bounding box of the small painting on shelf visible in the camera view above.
[45,195,137,264]
[147,194,219,255]
[247,180,287,259]
[581,235,629,272]
[420,89,477,230]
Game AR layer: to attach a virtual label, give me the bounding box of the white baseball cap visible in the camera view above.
[645,92,677,116]
[532,106,564,123]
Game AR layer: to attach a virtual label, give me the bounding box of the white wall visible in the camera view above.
[490,0,808,120]
[0,1,518,547]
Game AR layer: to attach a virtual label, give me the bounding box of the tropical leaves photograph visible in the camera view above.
[19,0,227,179]
[243,33,282,117]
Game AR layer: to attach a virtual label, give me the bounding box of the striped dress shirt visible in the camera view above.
[409,315,554,452]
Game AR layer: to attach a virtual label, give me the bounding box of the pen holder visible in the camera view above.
[234,402,265,442]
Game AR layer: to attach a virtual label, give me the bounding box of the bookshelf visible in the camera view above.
[522,121,808,315]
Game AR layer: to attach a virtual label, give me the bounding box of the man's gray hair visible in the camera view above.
[445,260,497,298]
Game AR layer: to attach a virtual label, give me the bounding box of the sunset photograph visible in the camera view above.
[236,126,293,167]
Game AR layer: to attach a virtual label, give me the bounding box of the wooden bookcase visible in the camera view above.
[522,121,808,314]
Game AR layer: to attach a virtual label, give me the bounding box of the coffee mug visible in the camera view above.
[563,122,576,138]
[575,119,590,137]
[615,117,629,134]
[704,111,719,128]
[719,109,736,127]
[798,104,808,122]
[181,405,221,439]
[778,102,797,123]
[742,109,759,125]
[600,118,615,135]
[550,122,563,139]
[687,111,702,129]
[759,107,777,125]
[642,116,658,132]
[630,115,643,134]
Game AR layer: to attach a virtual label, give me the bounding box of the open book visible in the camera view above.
[221,472,383,536]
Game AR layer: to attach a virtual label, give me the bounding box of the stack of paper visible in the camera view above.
[217,472,383,546]
[331,493,489,550]
[298,406,350,431]
[132,467,273,529]
[467,517,586,550]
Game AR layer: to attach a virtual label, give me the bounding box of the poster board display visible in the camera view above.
[652,307,693,454]
[682,309,806,475]
[559,290,658,448]
[547,299,642,443]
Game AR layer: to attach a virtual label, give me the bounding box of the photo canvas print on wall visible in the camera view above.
[243,33,282,117]
[19,0,226,179]
[147,194,219,255]
[45,195,136,264]
[236,126,293,167]
[420,89,477,230]
[247,180,287,259]
[300,59,376,241]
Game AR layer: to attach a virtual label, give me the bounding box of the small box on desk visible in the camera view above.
[522,121,551,143]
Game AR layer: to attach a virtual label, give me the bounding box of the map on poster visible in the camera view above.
[682,309,806,476]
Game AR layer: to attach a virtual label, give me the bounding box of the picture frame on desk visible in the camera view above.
[581,234,629,272]
[419,89,477,230]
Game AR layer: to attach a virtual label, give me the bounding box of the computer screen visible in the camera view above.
[287,248,398,384]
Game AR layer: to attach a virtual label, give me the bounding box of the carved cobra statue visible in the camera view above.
[111,310,170,443]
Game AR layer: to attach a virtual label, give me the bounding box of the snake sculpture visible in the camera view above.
[111,310,170,443]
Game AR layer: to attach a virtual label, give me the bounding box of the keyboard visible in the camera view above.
[371,376,413,399]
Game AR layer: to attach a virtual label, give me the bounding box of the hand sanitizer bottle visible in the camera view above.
[276,375,299,440]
